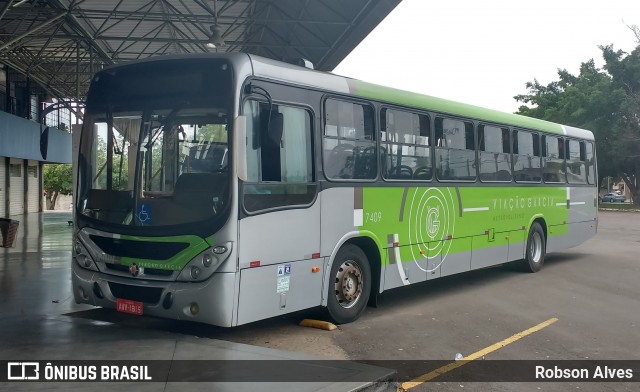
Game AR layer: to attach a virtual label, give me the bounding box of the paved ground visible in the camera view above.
[0,212,393,391]
[206,211,640,391]
[330,211,640,391]
[1,210,638,391]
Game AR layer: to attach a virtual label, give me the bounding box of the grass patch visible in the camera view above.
[599,202,639,211]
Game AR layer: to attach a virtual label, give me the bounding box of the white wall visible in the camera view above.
[52,194,73,211]
[27,160,40,213]
[9,158,23,216]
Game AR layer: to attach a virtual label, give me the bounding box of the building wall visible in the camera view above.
[1,156,45,217]
[0,110,69,218]
[8,158,23,215]
[0,111,71,163]
[52,194,73,211]
[614,181,634,203]
[27,160,40,213]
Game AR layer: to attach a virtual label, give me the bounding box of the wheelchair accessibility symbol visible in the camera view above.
[136,203,153,225]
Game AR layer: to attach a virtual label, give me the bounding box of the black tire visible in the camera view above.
[327,244,371,324]
[522,222,546,272]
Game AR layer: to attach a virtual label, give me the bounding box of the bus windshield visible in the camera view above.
[78,104,230,228]
[77,58,233,230]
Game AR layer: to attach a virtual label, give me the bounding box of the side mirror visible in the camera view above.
[234,115,247,181]
[267,112,284,147]
[258,109,283,148]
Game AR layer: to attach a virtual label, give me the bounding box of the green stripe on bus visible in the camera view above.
[359,186,568,265]
[350,80,565,135]
[117,234,210,270]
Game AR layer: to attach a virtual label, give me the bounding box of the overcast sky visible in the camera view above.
[333,0,640,113]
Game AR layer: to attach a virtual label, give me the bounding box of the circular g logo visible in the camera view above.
[408,187,457,271]
[426,206,441,239]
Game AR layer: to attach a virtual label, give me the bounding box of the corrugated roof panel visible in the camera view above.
[0,0,401,98]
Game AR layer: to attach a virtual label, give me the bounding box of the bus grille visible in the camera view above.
[90,235,189,260]
[108,282,163,304]
[105,263,174,277]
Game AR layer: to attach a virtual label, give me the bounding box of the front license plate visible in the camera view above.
[116,298,143,315]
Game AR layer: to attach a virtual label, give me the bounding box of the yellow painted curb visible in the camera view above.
[299,319,337,331]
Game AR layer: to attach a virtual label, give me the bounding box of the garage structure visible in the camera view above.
[1,111,71,217]
[0,0,401,101]
[1,154,36,217]
[0,0,402,218]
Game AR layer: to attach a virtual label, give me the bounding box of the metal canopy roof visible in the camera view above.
[0,0,400,101]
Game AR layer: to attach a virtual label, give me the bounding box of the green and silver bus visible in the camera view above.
[72,53,597,326]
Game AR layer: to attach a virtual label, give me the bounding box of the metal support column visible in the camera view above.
[4,157,9,217]
[23,160,28,214]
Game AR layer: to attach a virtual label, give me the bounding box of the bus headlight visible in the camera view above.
[177,242,232,282]
[77,254,92,269]
[190,266,201,279]
[74,240,83,255]
[73,238,98,271]
[202,254,213,268]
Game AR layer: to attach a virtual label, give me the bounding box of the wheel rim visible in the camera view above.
[334,260,363,309]
[530,232,543,264]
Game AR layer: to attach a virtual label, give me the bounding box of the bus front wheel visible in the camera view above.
[522,222,546,272]
[327,244,371,324]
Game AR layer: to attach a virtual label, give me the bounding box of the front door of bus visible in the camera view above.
[236,98,322,325]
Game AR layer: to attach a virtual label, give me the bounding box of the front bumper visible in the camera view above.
[72,262,238,327]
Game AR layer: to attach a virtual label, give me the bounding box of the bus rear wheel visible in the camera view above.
[327,244,371,324]
[522,222,546,272]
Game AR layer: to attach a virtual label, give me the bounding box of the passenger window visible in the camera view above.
[585,142,596,185]
[513,130,541,182]
[243,100,315,212]
[566,139,587,184]
[323,99,376,180]
[435,117,476,181]
[478,125,511,182]
[381,108,431,180]
[542,135,566,183]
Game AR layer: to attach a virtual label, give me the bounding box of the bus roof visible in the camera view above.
[94,53,594,141]
[248,54,594,141]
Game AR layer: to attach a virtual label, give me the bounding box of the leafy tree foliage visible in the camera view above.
[43,164,72,210]
[515,32,640,205]
[195,123,227,143]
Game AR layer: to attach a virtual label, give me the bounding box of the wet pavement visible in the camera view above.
[0,212,394,391]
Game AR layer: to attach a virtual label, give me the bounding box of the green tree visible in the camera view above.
[515,34,640,205]
[600,31,640,205]
[196,123,227,142]
[43,164,73,210]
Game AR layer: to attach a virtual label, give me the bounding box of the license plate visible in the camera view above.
[116,298,143,315]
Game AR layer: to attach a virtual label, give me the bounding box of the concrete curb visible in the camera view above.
[598,208,640,212]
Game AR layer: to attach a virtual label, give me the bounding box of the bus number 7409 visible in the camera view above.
[365,211,383,223]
